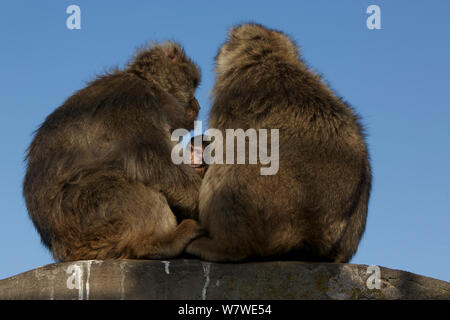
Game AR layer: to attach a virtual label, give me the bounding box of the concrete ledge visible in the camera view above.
[0,260,449,300]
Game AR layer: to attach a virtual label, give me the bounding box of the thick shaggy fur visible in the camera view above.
[186,24,372,263]
[24,42,204,262]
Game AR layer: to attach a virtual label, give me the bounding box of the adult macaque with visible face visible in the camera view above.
[24,42,204,261]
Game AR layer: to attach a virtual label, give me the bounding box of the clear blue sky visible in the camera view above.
[1,0,449,283]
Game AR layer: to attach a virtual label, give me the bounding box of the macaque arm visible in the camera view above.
[122,135,201,219]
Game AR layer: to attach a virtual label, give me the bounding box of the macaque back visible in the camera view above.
[186,24,371,263]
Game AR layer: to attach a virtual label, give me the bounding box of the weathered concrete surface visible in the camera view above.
[0,260,448,300]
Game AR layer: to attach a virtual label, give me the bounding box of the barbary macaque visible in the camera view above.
[186,23,372,263]
[24,42,204,261]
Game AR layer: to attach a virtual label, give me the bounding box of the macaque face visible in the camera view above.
[189,144,207,178]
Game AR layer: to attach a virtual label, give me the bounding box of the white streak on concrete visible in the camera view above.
[201,262,211,300]
[50,287,54,300]
[120,261,126,300]
[162,261,171,275]
[85,261,93,300]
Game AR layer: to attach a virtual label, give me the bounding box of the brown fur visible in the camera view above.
[186,23,372,263]
[24,42,204,262]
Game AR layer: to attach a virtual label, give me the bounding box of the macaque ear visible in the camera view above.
[161,42,184,62]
